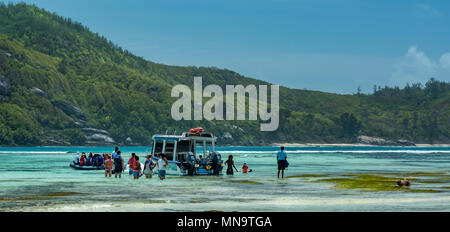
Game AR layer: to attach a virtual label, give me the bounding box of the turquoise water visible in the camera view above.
[0,146,450,211]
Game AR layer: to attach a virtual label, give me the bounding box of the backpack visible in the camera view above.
[114,155,122,167]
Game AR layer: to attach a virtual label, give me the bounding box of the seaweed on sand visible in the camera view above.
[408,172,447,176]
[0,192,80,202]
[312,174,442,193]
[40,192,80,197]
[230,180,263,185]
[287,174,329,178]
[418,179,450,184]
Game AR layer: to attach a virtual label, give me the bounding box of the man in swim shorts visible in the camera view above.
[114,150,124,178]
[276,146,287,178]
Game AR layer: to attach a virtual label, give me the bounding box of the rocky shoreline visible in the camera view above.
[271,143,450,147]
[2,143,449,148]
[271,135,450,147]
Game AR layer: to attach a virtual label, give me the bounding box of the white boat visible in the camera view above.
[150,129,224,176]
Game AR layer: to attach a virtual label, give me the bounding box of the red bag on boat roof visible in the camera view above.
[190,127,203,133]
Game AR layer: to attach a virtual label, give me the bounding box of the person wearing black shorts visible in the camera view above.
[114,150,124,178]
[276,146,287,178]
[225,155,239,175]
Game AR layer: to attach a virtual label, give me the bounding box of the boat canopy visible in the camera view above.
[151,133,216,161]
[152,135,182,142]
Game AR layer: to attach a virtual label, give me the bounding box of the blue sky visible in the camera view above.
[4,0,450,93]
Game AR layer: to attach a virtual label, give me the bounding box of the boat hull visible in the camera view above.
[155,159,222,176]
[69,162,104,170]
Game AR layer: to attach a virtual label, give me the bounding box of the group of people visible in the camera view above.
[73,147,169,180]
[125,152,169,180]
[74,145,415,188]
[72,145,416,190]
[73,152,106,167]
[223,155,252,175]
[73,146,290,179]
[223,146,288,178]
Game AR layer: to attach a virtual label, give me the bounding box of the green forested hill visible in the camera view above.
[0,3,448,146]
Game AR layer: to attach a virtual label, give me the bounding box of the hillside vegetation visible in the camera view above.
[0,3,448,146]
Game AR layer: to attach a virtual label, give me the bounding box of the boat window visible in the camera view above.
[177,153,186,162]
[207,141,214,153]
[194,141,206,156]
[164,153,173,160]
[177,140,191,153]
[165,142,175,153]
[154,141,163,153]
[154,153,173,161]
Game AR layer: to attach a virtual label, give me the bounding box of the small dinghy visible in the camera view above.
[69,162,105,170]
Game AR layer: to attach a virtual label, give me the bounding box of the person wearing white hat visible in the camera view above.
[73,152,80,165]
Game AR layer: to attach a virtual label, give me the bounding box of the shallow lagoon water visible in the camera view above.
[0,146,449,212]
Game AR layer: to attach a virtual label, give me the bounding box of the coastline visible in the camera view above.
[271,143,450,147]
[1,143,450,148]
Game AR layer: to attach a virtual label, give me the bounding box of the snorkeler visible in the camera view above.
[242,163,248,173]
[397,178,411,187]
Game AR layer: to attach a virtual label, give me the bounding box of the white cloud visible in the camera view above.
[440,53,450,71]
[414,3,441,18]
[391,46,450,86]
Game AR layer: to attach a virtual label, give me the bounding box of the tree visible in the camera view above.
[402,117,409,130]
[421,114,439,144]
[338,113,362,141]
[64,129,86,145]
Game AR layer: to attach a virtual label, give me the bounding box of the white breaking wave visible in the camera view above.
[218,150,450,154]
[0,151,70,154]
[0,150,449,155]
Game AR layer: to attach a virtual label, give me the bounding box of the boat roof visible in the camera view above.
[152,134,216,142]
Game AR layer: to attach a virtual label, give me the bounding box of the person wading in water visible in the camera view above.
[128,153,136,175]
[114,150,124,178]
[104,155,114,177]
[157,154,168,180]
[132,156,141,179]
[143,154,155,179]
[276,146,288,179]
[225,155,239,175]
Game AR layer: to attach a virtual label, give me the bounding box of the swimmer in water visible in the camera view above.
[397,178,411,187]
[242,163,248,173]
